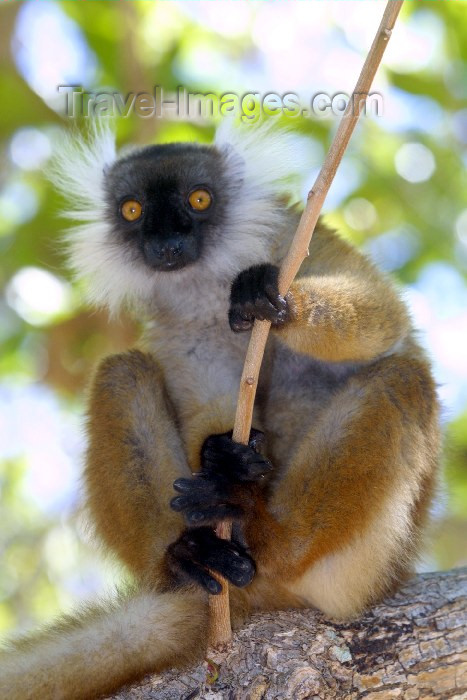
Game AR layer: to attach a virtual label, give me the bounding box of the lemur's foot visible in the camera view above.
[229,263,292,332]
[166,527,255,594]
[170,429,272,526]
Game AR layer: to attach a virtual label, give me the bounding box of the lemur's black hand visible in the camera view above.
[165,527,255,594]
[170,429,273,527]
[168,430,270,593]
[229,263,292,332]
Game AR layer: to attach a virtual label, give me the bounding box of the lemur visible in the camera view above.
[0,122,440,700]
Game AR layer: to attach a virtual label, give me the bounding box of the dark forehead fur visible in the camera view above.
[104,142,230,200]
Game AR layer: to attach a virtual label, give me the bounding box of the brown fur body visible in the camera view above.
[0,221,440,700]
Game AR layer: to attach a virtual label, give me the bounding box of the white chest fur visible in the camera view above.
[144,277,249,414]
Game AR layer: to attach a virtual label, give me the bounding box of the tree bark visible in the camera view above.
[108,567,467,699]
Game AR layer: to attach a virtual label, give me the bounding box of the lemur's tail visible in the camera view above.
[0,586,208,700]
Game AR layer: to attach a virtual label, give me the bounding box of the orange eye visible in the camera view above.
[121,199,143,222]
[188,189,212,211]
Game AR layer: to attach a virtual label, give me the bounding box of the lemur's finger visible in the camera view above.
[201,536,255,588]
[264,285,288,312]
[228,308,253,332]
[236,457,273,481]
[176,558,223,595]
[170,489,224,514]
[185,504,243,526]
[251,297,282,322]
[172,477,212,494]
[205,553,255,588]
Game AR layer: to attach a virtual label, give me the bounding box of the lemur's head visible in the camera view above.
[49,121,310,314]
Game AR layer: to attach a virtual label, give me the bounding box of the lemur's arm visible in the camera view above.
[229,225,410,363]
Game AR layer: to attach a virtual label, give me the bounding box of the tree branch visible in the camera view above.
[109,568,467,699]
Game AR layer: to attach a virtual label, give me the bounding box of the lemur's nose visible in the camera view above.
[143,235,190,271]
[161,240,183,262]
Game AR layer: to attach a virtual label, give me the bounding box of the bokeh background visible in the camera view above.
[0,0,466,637]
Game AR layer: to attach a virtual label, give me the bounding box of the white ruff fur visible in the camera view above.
[49,120,313,316]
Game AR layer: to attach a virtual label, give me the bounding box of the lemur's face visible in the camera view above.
[104,143,229,272]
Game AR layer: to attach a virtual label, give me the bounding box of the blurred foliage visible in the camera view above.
[0,0,466,637]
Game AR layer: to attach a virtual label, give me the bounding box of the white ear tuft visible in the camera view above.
[202,120,313,280]
[48,122,145,316]
[215,119,312,204]
[48,120,117,220]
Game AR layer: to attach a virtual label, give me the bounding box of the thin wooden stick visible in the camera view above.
[209,0,405,648]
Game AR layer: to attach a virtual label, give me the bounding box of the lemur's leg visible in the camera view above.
[250,355,439,619]
[86,350,254,594]
[86,350,190,579]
